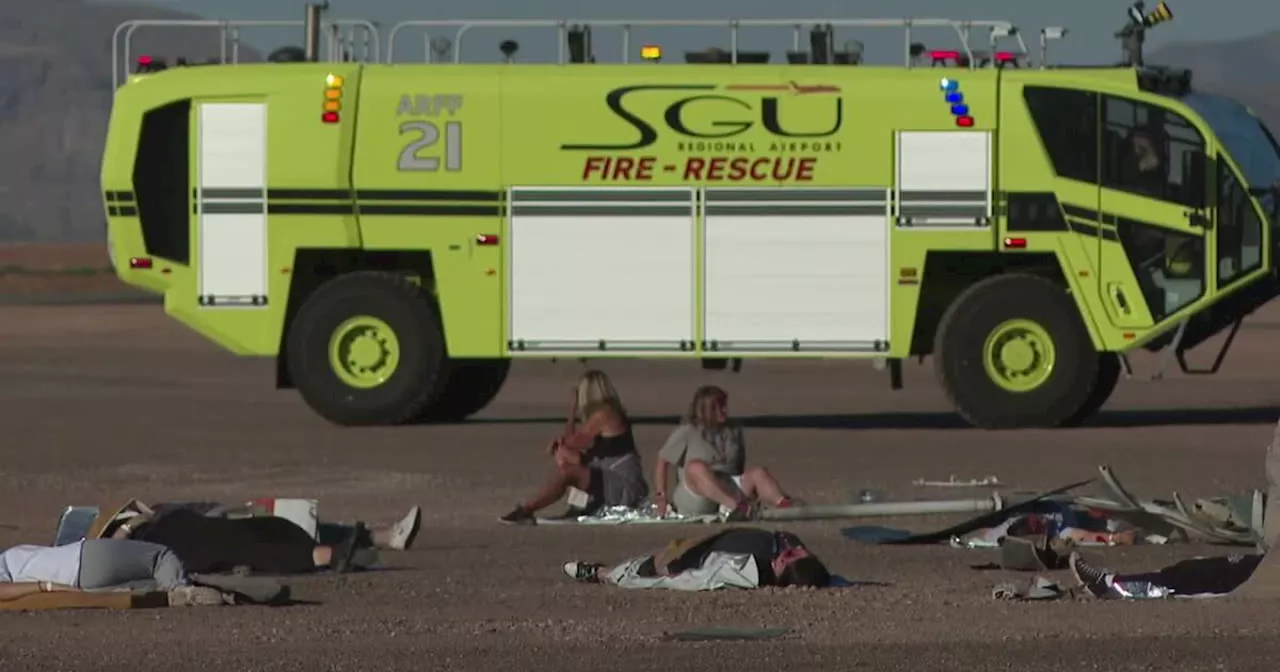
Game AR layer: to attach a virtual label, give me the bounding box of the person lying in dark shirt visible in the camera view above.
[561,527,832,589]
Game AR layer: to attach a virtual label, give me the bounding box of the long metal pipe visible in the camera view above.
[759,494,1008,522]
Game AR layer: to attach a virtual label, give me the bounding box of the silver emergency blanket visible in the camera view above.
[605,551,760,591]
[536,504,719,526]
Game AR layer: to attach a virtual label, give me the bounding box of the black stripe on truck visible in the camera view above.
[253,188,505,216]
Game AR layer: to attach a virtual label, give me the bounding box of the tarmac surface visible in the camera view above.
[3,305,1280,671]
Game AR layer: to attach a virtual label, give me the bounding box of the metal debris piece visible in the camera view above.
[662,626,792,642]
[913,475,1001,488]
[762,494,1008,522]
[992,576,1065,601]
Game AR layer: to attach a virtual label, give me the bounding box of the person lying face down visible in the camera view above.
[500,370,650,524]
[93,501,421,575]
[0,539,226,606]
[652,386,798,522]
[561,527,832,590]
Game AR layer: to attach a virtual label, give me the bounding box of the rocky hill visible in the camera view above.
[1151,30,1280,131]
[0,0,262,242]
[2,2,1278,241]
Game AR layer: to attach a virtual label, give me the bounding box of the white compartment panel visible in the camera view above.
[510,216,695,347]
[199,103,266,189]
[198,213,267,305]
[704,215,889,346]
[897,130,991,193]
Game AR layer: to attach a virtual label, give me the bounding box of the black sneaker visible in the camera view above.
[562,561,603,583]
[1069,551,1113,598]
[499,506,536,525]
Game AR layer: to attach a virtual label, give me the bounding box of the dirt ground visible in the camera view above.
[3,305,1280,671]
[0,243,133,297]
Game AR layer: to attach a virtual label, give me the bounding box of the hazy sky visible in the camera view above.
[107,0,1279,65]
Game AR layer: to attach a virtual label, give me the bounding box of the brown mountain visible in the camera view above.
[0,0,262,242]
[1151,30,1280,130]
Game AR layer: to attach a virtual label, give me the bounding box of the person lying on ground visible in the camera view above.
[104,500,422,552]
[500,369,649,524]
[652,385,797,522]
[0,538,226,606]
[1069,550,1261,599]
[561,526,832,590]
[101,506,392,575]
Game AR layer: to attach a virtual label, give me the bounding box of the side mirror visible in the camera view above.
[1182,151,1207,208]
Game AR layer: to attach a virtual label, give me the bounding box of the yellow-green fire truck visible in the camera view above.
[100,7,1280,429]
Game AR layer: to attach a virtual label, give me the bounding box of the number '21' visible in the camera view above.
[397,120,462,171]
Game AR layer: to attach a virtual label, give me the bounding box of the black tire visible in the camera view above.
[285,271,449,426]
[415,358,512,423]
[933,274,1099,429]
[1061,354,1122,426]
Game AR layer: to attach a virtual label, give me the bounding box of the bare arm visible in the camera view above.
[560,409,612,452]
[653,458,672,501]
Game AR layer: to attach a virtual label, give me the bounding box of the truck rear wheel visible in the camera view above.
[1061,354,1122,426]
[933,274,1098,429]
[286,272,448,426]
[415,359,512,422]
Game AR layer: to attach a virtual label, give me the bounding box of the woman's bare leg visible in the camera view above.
[738,465,789,506]
[521,463,592,514]
[684,460,744,510]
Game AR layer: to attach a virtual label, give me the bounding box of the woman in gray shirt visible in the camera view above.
[652,385,797,520]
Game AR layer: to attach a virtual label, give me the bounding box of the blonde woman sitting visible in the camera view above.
[500,370,649,524]
[653,385,797,521]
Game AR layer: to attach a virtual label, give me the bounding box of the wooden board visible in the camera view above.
[0,590,168,611]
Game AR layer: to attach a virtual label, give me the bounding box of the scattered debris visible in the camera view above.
[992,576,1068,601]
[913,475,1000,488]
[832,466,1263,548]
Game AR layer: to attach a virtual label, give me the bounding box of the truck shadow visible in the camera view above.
[471,406,1280,430]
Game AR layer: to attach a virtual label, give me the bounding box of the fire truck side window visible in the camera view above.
[1022,86,1099,184]
[132,99,192,265]
[1101,95,1206,207]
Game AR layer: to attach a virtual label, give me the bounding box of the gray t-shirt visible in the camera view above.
[657,423,746,483]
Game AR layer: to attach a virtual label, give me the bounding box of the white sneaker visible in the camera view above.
[562,561,603,583]
[390,505,422,550]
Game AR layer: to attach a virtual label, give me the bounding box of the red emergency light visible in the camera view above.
[129,256,153,269]
[321,111,340,123]
[955,115,975,128]
[1003,237,1027,249]
[476,233,500,246]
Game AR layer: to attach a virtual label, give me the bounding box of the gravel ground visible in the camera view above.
[2,305,1280,671]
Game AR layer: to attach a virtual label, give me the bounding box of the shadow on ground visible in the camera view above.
[470,406,1280,430]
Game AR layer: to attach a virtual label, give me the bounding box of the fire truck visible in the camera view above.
[101,3,1280,428]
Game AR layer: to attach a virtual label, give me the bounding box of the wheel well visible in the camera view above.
[275,249,436,389]
[909,251,1065,356]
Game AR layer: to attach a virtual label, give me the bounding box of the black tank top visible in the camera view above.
[586,426,638,461]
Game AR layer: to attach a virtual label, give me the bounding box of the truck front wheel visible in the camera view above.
[286,271,449,426]
[415,358,512,422]
[1061,354,1123,426]
[933,274,1099,429]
